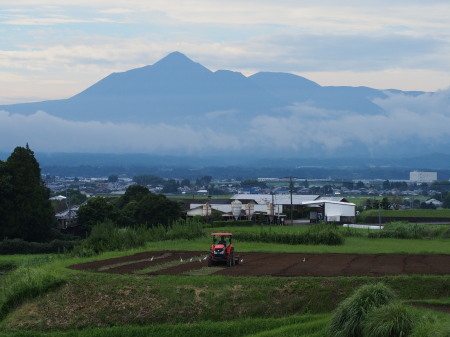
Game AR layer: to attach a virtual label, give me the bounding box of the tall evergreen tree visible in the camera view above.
[0,145,55,241]
[0,160,13,239]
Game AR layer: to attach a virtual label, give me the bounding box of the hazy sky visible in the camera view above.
[2,0,450,105]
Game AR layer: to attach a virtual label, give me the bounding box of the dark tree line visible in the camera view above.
[77,185,183,231]
[0,145,56,242]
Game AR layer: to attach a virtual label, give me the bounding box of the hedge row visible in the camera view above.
[0,239,76,255]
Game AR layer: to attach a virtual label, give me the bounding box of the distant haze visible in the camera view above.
[1,52,450,159]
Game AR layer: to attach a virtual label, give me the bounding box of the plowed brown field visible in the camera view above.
[69,251,450,277]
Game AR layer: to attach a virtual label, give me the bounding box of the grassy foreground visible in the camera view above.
[0,226,449,336]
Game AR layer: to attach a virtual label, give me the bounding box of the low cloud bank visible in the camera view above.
[1,89,450,156]
[0,110,240,153]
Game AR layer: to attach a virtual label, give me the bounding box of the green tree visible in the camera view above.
[0,160,13,239]
[381,197,390,210]
[323,185,333,194]
[181,179,191,187]
[0,145,55,241]
[161,179,179,193]
[115,185,183,227]
[196,175,212,187]
[342,181,354,189]
[77,196,115,232]
[132,174,164,186]
[108,174,119,183]
[115,184,150,209]
[442,192,450,209]
[240,179,267,188]
[133,194,182,226]
[356,181,366,189]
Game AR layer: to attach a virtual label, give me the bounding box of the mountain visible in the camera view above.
[0,52,281,124]
[0,51,413,124]
[4,51,447,160]
[248,72,387,115]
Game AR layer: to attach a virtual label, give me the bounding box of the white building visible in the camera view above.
[409,171,437,183]
[187,194,356,223]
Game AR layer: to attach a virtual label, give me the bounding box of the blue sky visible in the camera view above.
[1,0,450,104]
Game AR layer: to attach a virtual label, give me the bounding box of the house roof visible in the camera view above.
[50,195,67,201]
[55,206,80,219]
[302,200,356,207]
[316,196,349,203]
[230,194,320,205]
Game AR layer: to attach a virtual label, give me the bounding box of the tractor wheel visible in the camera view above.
[207,256,213,267]
[226,256,232,267]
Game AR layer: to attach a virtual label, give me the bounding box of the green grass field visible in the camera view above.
[0,225,449,336]
[359,208,450,218]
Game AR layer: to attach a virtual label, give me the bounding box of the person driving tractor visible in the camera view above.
[218,236,227,245]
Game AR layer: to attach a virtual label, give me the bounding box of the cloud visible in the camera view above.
[245,89,450,155]
[0,110,241,153]
[1,90,450,157]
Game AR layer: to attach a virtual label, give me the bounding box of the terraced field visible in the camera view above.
[70,250,450,277]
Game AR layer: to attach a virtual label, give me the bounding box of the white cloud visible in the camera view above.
[0,110,241,153]
[246,90,450,154]
[2,90,450,156]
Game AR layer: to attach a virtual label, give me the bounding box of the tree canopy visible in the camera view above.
[78,185,183,229]
[0,145,55,242]
[115,186,182,226]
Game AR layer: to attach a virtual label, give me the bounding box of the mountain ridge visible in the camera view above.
[3,52,445,159]
[0,51,419,123]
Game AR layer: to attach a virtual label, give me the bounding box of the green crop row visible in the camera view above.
[368,222,450,240]
[233,226,344,245]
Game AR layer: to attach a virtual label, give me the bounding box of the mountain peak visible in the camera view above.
[152,51,211,74]
[155,51,191,64]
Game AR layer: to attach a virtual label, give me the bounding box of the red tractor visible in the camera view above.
[207,233,240,267]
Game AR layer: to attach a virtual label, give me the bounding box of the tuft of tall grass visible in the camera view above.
[234,225,344,246]
[368,222,450,240]
[362,301,414,337]
[0,266,66,319]
[328,282,397,337]
[72,218,205,257]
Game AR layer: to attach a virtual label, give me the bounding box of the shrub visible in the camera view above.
[72,219,205,257]
[362,302,414,337]
[328,282,397,337]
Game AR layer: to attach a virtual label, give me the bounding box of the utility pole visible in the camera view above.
[378,201,382,229]
[290,176,293,225]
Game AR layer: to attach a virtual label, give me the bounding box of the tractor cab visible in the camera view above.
[208,233,239,267]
